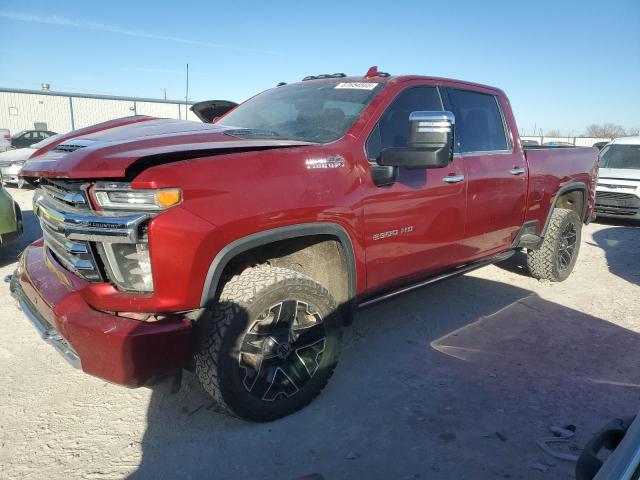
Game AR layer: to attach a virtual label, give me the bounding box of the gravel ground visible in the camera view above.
[0,186,638,480]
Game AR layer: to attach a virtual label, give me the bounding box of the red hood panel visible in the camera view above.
[21,117,314,179]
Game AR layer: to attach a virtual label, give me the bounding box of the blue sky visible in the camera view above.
[0,0,638,135]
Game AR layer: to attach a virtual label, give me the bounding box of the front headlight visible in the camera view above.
[92,182,181,211]
[100,242,154,292]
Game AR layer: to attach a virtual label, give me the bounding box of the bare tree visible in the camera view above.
[546,129,562,137]
[584,123,629,138]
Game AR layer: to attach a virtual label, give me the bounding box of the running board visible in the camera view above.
[357,250,515,309]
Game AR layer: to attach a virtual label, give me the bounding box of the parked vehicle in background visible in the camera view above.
[576,414,639,480]
[0,148,35,188]
[521,139,539,146]
[544,141,575,147]
[190,100,237,123]
[12,68,599,421]
[595,136,640,220]
[0,181,22,245]
[592,141,609,150]
[11,130,57,149]
[0,129,11,152]
[0,134,64,188]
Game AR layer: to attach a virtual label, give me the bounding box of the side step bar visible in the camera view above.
[358,250,515,309]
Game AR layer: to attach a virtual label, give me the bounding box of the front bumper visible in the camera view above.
[1,164,23,184]
[595,188,640,220]
[10,242,192,386]
[9,275,81,368]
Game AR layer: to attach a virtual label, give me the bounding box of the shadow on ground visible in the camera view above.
[493,250,530,277]
[130,275,640,480]
[498,219,640,285]
[591,220,640,285]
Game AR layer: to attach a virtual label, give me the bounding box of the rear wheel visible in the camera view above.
[527,208,582,281]
[194,266,342,422]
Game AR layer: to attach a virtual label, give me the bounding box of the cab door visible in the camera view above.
[444,88,527,260]
[361,85,468,295]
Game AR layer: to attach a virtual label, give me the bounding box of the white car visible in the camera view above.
[0,147,37,188]
[0,129,11,152]
[0,133,63,188]
[595,136,640,220]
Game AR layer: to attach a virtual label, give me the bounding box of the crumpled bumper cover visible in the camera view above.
[10,241,192,386]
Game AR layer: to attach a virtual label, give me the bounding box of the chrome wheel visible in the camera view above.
[238,300,326,402]
[557,221,577,272]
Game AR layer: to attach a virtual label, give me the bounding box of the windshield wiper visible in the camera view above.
[223,128,289,140]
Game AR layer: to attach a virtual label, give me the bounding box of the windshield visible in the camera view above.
[600,144,640,169]
[218,80,384,143]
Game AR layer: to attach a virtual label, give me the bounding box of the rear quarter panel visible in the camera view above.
[523,147,599,230]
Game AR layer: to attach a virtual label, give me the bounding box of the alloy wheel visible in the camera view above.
[238,300,327,402]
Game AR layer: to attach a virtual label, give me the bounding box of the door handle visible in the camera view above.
[510,168,526,176]
[443,175,465,184]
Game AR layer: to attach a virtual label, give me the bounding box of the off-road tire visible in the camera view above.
[527,208,582,281]
[194,266,342,422]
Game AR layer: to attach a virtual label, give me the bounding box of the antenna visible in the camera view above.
[185,63,189,119]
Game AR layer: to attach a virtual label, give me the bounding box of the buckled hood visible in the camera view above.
[20,116,314,180]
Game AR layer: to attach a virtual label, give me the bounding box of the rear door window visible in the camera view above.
[447,89,510,154]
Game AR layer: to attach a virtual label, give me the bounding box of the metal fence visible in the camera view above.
[520,136,612,147]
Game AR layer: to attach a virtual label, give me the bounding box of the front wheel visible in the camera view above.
[527,208,582,282]
[194,266,342,421]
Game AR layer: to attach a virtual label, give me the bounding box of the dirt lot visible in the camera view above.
[0,186,638,480]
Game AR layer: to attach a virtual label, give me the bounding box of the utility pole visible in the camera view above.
[162,88,167,100]
[185,63,189,119]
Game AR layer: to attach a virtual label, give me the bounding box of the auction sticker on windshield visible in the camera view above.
[334,82,378,90]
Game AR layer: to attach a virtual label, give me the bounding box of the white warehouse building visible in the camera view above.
[0,87,199,135]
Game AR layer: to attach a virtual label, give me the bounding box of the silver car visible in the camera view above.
[595,136,640,220]
[0,133,63,188]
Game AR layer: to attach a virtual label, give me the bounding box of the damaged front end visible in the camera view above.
[10,178,192,386]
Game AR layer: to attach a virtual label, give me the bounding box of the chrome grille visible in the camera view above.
[41,224,103,281]
[33,181,150,285]
[35,181,101,281]
[595,191,640,216]
[39,179,89,210]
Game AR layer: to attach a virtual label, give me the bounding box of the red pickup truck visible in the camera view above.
[12,68,598,421]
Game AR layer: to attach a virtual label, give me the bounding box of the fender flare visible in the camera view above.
[541,182,588,237]
[199,222,357,307]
